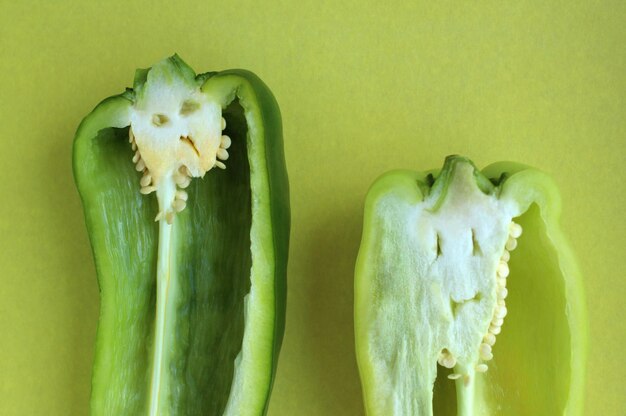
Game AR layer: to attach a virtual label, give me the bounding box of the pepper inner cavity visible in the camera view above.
[171,99,253,414]
[128,76,239,416]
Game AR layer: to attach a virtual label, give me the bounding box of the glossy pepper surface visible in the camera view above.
[73,55,289,416]
[355,156,586,416]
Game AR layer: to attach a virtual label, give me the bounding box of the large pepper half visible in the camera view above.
[355,156,586,415]
[73,55,289,416]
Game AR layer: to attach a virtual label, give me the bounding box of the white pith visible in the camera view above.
[128,80,232,416]
[365,162,523,415]
[129,80,231,224]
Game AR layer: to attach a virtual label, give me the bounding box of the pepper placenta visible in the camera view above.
[354,156,586,415]
[73,55,289,416]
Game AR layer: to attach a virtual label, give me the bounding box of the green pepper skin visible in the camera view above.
[73,58,289,416]
[355,156,586,416]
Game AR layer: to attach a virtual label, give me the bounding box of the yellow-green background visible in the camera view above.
[1,1,624,414]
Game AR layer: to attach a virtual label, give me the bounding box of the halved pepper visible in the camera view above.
[355,156,586,415]
[73,55,289,416]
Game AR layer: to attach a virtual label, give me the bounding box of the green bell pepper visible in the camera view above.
[73,55,289,416]
[355,156,586,416]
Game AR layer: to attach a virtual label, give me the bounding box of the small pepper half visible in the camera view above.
[73,55,289,416]
[355,156,586,415]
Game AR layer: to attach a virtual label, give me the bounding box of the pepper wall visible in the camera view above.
[0,1,624,415]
